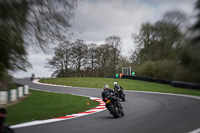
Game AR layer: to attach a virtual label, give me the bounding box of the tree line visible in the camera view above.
[47,1,200,84]
[46,36,123,78]
[1,0,200,91]
[130,2,200,83]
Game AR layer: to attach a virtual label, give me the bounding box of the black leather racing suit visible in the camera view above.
[114,84,123,93]
[102,88,114,100]
[101,88,122,109]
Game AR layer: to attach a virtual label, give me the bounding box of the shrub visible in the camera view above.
[136,60,200,83]
[136,60,178,80]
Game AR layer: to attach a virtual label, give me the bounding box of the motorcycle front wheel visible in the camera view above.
[120,108,124,116]
[120,93,125,101]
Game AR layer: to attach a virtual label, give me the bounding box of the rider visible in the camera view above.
[101,84,122,109]
[31,73,35,81]
[113,82,123,93]
[101,84,114,102]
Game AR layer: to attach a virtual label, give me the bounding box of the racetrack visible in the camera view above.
[13,78,200,133]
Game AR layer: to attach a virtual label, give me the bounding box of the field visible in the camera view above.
[40,77,200,96]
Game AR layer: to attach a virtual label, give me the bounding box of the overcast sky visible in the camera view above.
[13,0,196,78]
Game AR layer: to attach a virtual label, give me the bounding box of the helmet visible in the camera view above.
[114,82,117,85]
[103,84,109,89]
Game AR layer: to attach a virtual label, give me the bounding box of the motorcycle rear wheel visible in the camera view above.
[108,105,119,118]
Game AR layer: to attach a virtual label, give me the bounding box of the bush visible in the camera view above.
[135,61,156,78]
[174,67,200,83]
[135,60,200,83]
[136,60,178,80]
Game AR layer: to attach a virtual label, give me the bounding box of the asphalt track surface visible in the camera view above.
[12,78,200,133]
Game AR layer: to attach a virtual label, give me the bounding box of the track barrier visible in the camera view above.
[0,85,29,105]
[122,75,200,89]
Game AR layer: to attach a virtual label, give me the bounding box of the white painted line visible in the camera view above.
[189,127,200,133]
[10,79,106,129]
[11,96,106,128]
[11,119,64,128]
[32,79,72,87]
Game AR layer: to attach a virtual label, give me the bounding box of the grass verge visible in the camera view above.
[5,77,200,125]
[5,89,99,125]
[40,77,200,96]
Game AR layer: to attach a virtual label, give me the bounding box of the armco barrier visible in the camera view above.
[122,75,200,89]
[0,85,29,105]
[122,75,170,84]
[171,81,200,89]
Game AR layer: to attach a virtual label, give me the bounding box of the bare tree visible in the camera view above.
[46,40,72,77]
[25,0,78,52]
[95,44,111,77]
[162,10,187,27]
[71,39,88,77]
[88,43,98,77]
[105,35,122,75]
[191,0,200,45]
[0,0,78,89]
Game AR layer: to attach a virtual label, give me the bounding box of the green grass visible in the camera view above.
[5,89,99,125]
[40,77,200,96]
[5,77,200,125]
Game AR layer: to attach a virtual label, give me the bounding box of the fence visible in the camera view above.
[0,85,29,105]
[122,75,200,89]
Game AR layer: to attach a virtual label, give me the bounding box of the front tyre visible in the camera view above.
[120,108,125,116]
[120,93,125,101]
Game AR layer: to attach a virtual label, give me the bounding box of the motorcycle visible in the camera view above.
[114,86,125,101]
[103,95,124,118]
[30,73,34,81]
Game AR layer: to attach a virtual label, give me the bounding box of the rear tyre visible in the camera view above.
[108,105,119,118]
